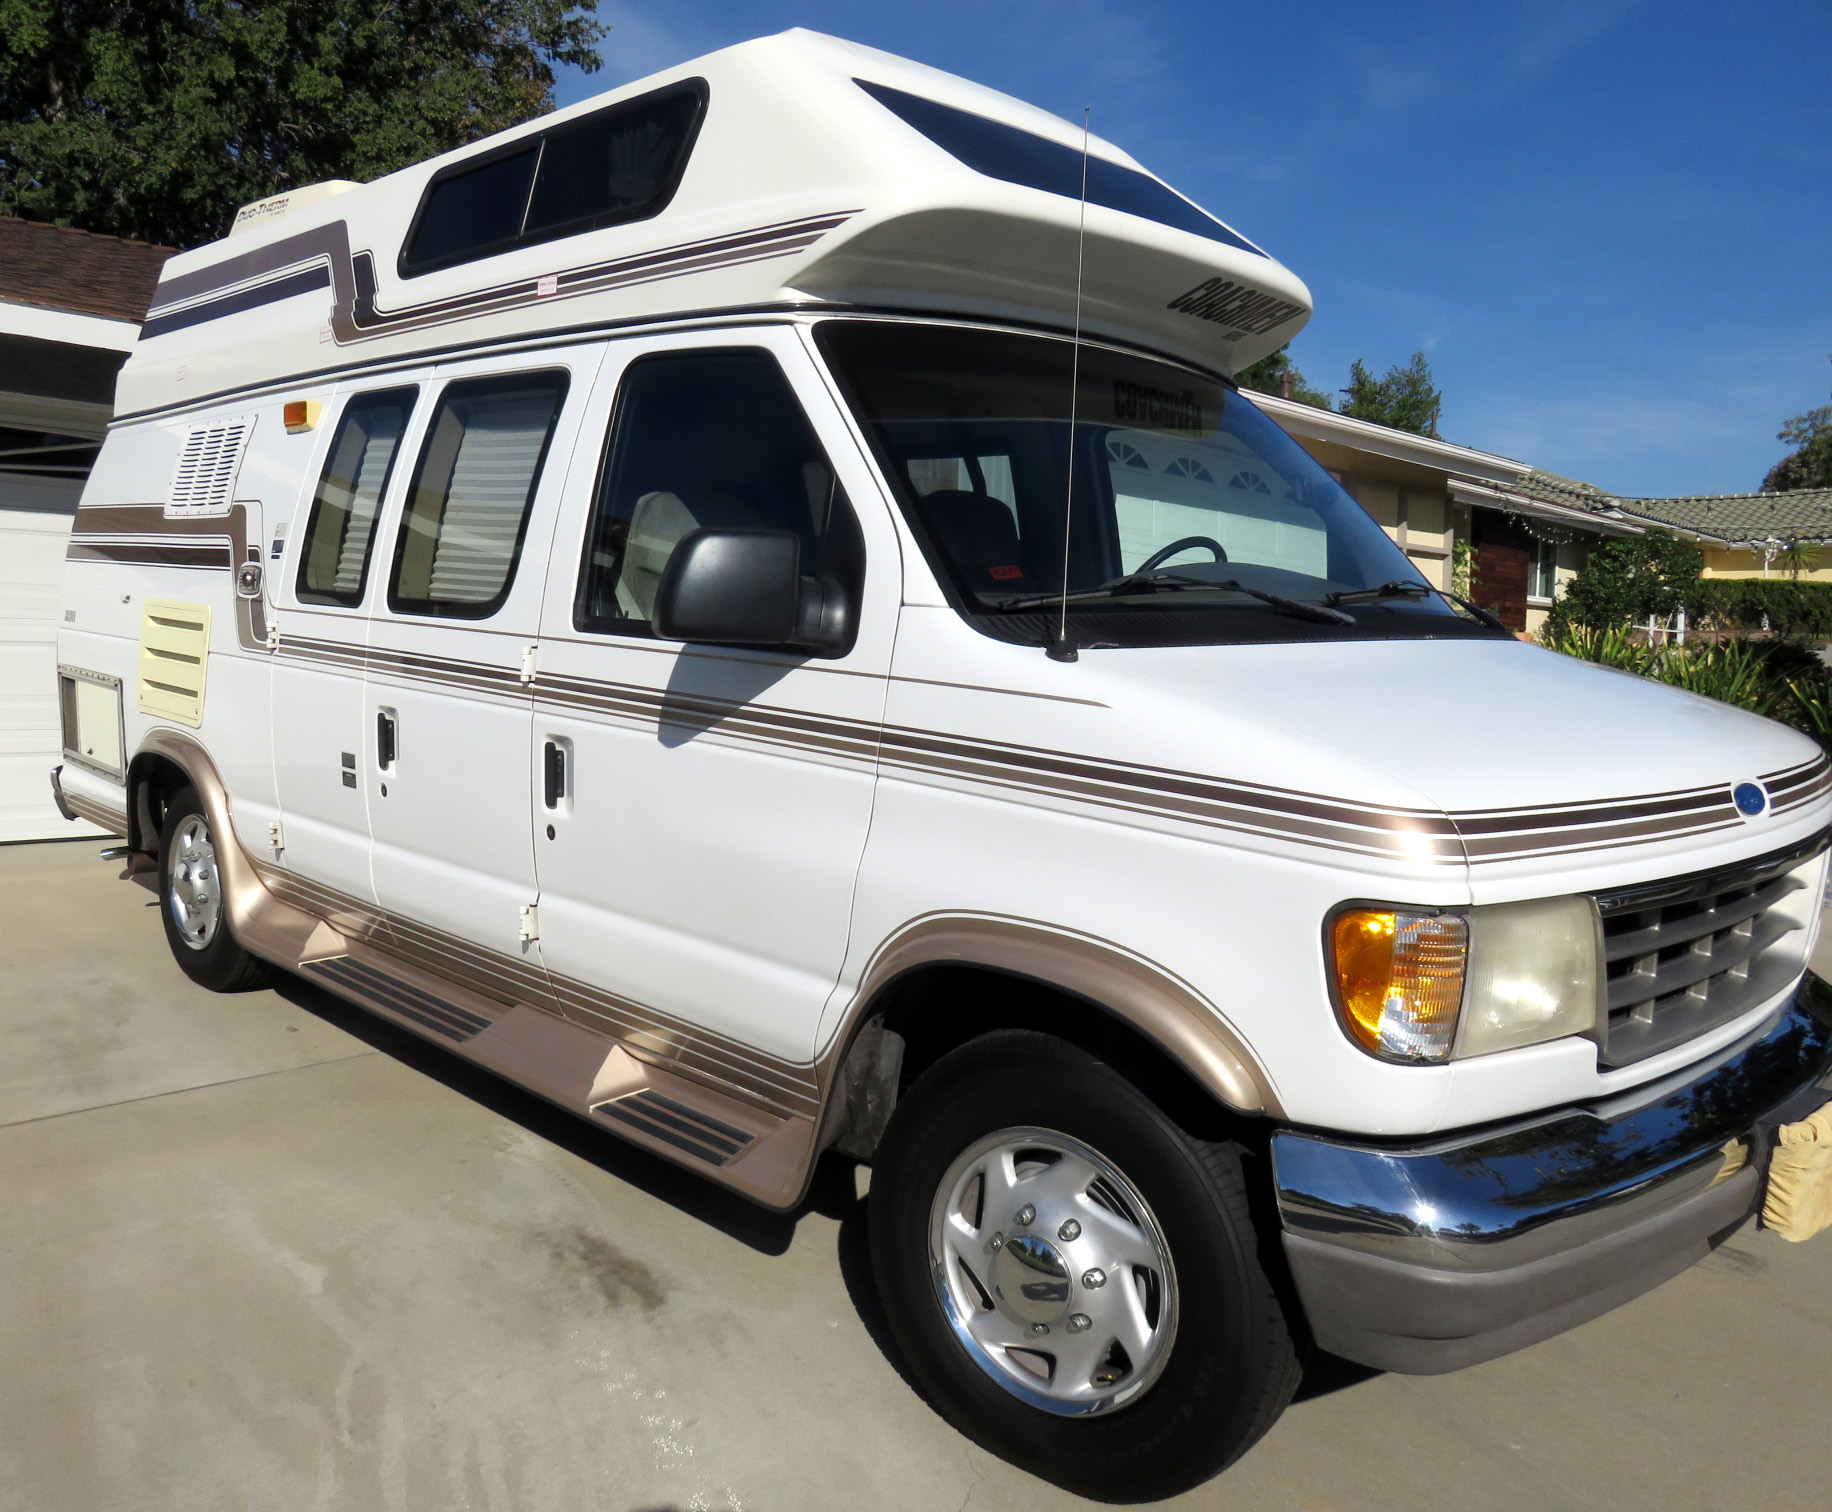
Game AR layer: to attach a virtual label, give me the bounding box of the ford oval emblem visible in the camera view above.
[1734,782,1768,817]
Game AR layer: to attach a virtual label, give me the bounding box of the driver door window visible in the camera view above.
[575,350,863,634]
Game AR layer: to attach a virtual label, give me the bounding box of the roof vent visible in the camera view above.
[166,416,253,517]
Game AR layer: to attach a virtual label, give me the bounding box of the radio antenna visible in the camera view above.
[1046,106,1092,664]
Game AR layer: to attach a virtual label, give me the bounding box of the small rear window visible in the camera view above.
[855,79,1264,257]
[401,80,708,277]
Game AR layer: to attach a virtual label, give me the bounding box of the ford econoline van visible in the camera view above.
[51,30,1832,1500]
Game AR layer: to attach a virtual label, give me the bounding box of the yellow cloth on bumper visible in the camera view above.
[1763,1105,1832,1243]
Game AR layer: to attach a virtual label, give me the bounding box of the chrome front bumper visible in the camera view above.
[1275,974,1832,1373]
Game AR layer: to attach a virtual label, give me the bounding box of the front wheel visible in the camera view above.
[868,1030,1298,1502]
[158,785,278,993]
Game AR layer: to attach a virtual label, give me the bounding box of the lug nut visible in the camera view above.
[1028,1322,1049,1337]
[987,1232,1004,1253]
[1058,1220,1081,1242]
[1081,1268,1106,1289]
[1015,1204,1036,1227]
[1066,1314,1091,1333]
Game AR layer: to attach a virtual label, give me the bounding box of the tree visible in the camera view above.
[0,1,606,247]
[1778,536,1824,580]
[1547,532,1704,633]
[1234,346,1331,409]
[1337,351,1441,436]
[1761,360,1832,491]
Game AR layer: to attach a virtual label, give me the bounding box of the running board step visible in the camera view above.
[594,1088,758,1167]
[303,954,493,1042]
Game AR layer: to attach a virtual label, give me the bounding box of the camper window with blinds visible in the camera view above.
[51,29,1832,1500]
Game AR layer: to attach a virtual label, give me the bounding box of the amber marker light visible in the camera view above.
[283,399,322,433]
[1329,908,1468,1062]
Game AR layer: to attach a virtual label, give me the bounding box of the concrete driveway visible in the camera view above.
[2,836,1829,1512]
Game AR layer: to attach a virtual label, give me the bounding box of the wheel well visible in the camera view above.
[826,963,1258,1161]
[126,753,192,855]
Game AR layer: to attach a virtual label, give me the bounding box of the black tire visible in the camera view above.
[869,1030,1298,1502]
[157,785,279,993]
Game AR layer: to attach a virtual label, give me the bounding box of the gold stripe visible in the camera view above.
[267,637,1829,866]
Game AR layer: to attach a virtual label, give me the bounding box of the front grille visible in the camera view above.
[1593,835,1826,1066]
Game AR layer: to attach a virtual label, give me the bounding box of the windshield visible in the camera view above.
[816,321,1493,649]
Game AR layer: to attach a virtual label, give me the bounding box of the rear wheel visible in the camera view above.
[869,1030,1298,1502]
[157,785,278,993]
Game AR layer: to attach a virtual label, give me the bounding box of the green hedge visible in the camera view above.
[1681,578,1832,636]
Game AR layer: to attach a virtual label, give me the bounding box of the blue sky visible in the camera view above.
[553,1,1832,500]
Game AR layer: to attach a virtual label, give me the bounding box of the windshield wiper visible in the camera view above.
[1324,579,1513,632]
[1324,579,1434,606]
[996,571,1354,626]
[994,569,1210,611]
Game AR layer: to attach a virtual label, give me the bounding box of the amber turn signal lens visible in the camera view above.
[282,399,321,433]
[1329,908,1467,1062]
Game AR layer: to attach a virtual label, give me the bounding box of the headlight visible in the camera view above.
[1329,897,1601,1064]
[1455,896,1601,1058]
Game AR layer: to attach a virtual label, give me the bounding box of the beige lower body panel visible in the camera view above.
[137,731,821,1208]
[291,946,818,1208]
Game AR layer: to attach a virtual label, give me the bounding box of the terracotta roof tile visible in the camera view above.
[0,216,175,325]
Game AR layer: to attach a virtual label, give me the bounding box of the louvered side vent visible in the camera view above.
[166,416,254,517]
[136,599,211,727]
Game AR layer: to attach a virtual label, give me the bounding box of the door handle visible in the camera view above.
[543,739,567,809]
[376,709,398,770]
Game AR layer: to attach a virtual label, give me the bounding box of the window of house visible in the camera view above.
[387,372,568,618]
[575,350,864,646]
[296,387,418,606]
[1529,537,1559,601]
[401,82,707,276]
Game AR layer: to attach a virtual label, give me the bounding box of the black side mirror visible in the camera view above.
[654,528,849,653]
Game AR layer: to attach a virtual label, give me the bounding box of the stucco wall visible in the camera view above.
[1699,546,1832,582]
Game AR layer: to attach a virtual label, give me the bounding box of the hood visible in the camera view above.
[1085,636,1828,886]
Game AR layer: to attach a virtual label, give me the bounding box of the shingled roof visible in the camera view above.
[1506,467,1832,545]
[0,216,174,324]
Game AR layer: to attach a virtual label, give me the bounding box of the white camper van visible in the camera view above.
[51,29,1832,1499]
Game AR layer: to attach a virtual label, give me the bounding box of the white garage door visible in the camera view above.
[1,472,103,842]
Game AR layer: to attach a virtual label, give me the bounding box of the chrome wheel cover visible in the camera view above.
[166,814,222,951]
[927,1126,1178,1415]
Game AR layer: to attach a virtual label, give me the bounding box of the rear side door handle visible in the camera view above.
[376,709,398,770]
[542,739,567,809]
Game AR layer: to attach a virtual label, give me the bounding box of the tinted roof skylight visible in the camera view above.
[855,79,1264,257]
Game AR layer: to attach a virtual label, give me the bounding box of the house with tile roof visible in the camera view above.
[1507,470,1832,586]
[1,217,172,840]
[1261,400,1832,635]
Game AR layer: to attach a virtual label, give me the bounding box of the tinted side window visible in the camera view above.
[388,372,568,619]
[296,387,417,606]
[401,82,706,276]
[524,85,705,239]
[854,79,1263,257]
[576,351,864,641]
[404,148,539,272]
